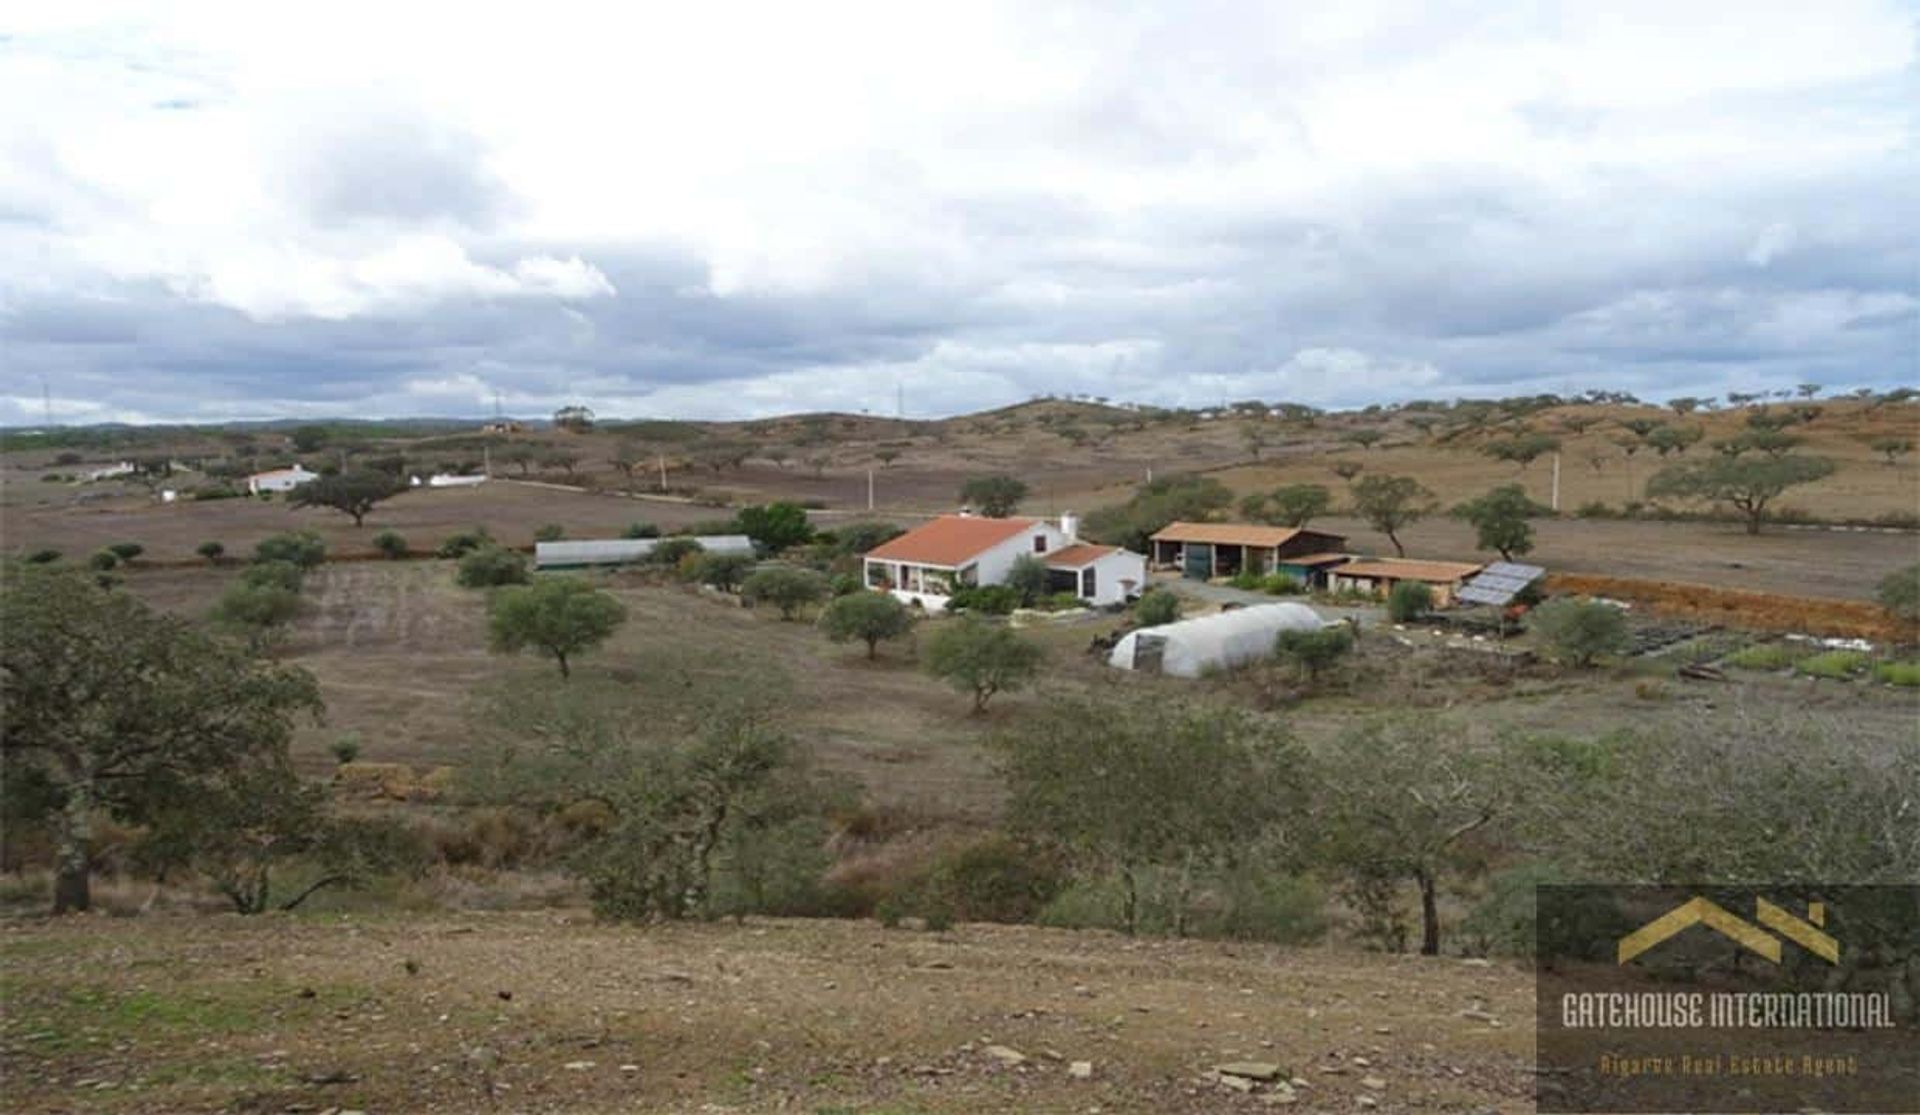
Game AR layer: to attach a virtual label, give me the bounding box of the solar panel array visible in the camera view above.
[1456,562,1545,607]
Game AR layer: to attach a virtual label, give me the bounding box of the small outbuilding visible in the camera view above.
[1148,522,1349,585]
[1107,602,1329,678]
[535,535,755,570]
[1326,558,1484,607]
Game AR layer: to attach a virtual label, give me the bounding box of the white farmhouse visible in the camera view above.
[245,464,319,495]
[862,513,1146,611]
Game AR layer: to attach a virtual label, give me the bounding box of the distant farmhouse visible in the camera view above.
[864,514,1146,611]
[481,420,526,434]
[246,464,319,494]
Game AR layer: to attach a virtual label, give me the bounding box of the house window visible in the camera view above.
[1081,567,1096,597]
[1033,535,1047,553]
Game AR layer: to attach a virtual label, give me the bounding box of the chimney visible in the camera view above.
[1060,512,1079,541]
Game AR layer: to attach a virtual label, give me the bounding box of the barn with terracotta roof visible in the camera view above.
[863,513,1146,611]
[1148,521,1350,585]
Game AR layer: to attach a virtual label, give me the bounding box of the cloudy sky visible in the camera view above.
[2,1,1914,425]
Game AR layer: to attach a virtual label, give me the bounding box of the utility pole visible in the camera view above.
[657,453,668,492]
[867,467,875,511]
[1550,451,1561,512]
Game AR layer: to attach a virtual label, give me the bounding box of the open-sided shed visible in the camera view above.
[1107,602,1328,678]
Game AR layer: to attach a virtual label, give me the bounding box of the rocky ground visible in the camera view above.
[0,911,1536,1113]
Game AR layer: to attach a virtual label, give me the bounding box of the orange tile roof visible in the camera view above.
[865,515,1043,567]
[1335,559,1484,583]
[1281,552,1352,566]
[1150,521,1316,547]
[1044,543,1119,568]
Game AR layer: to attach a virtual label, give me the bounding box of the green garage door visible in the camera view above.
[1183,543,1212,580]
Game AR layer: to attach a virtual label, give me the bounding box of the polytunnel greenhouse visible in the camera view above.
[1107,601,1330,678]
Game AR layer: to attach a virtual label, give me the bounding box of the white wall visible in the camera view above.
[1076,549,1147,606]
[247,467,317,494]
[971,521,1069,584]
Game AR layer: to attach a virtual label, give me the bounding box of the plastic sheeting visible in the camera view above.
[1107,602,1328,678]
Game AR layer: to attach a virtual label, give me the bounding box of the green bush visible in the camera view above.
[1386,580,1433,622]
[88,549,119,572]
[107,542,145,562]
[197,540,225,564]
[649,537,704,567]
[456,546,531,588]
[25,548,61,565]
[947,584,1022,615]
[372,529,409,559]
[533,523,566,542]
[1795,650,1871,680]
[1875,660,1920,687]
[621,521,661,539]
[192,484,243,501]
[211,582,303,633]
[828,572,864,597]
[1273,625,1354,682]
[694,552,756,592]
[1134,589,1181,626]
[330,733,363,765]
[1528,597,1628,667]
[254,529,327,569]
[1228,569,1264,591]
[241,561,306,592]
[436,528,494,559]
[1042,591,1084,612]
[1726,643,1802,671]
[1575,501,1615,519]
[886,835,1066,927]
[1261,573,1302,595]
[742,566,830,620]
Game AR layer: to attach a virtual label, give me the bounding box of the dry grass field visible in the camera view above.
[0,912,1537,1114]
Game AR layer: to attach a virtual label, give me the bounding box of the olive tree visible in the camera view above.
[1004,553,1051,606]
[0,566,322,913]
[818,591,913,659]
[1454,484,1536,561]
[488,577,628,678]
[288,468,404,526]
[1528,597,1628,667]
[742,567,829,620]
[1646,454,1836,534]
[996,698,1302,936]
[959,475,1030,518]
[923,617,1043,712]
[1239,484,1331,528]
[1309,718,1505,955]
[1350,474,1436,557]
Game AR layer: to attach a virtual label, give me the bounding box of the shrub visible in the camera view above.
[1875,660,1920,687]
[457,545,530,588]
[649,537,704,567]
[533,523,566,542]
[1386,580,1433,623]
[192,484,243,501]
[211,582,303,635]
[436,528,494,559]
[694,553,756,592]
[241,561,306,592]
[1575,500,1615,519]
[88,549,119,572]
[1726,643,1801,671]
[1273,626,1353,683]
[254,529,327,569]
[947,584,1022,615]
[1795,650,1870,680]
[1528,597,1628,667]
[1261,573,1302,595]
[197,540,225,564]
[621,521,661,539]
[106,542,144,562]
[919,835,1066,924]
[1878,563,1920,629]
[1228,569,1264,591]
[1459,862,1574,959]
[1041,591,1083,612]
[25,548,60,565]
[832,521,906,556]
[1134,589,1181,627]
[330,733,363,765]
[829,572,864,597]
[736,502,815,552]
[372,529,409,559]
[742,567,830,620]
[1037,866,1324,944]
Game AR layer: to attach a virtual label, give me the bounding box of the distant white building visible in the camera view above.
[85,461,136,482]
[246,465,319,494]
[413,473,488,488]
[862,513,1146,611]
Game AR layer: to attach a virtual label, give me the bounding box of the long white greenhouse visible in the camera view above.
[1107,602,1330,678]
